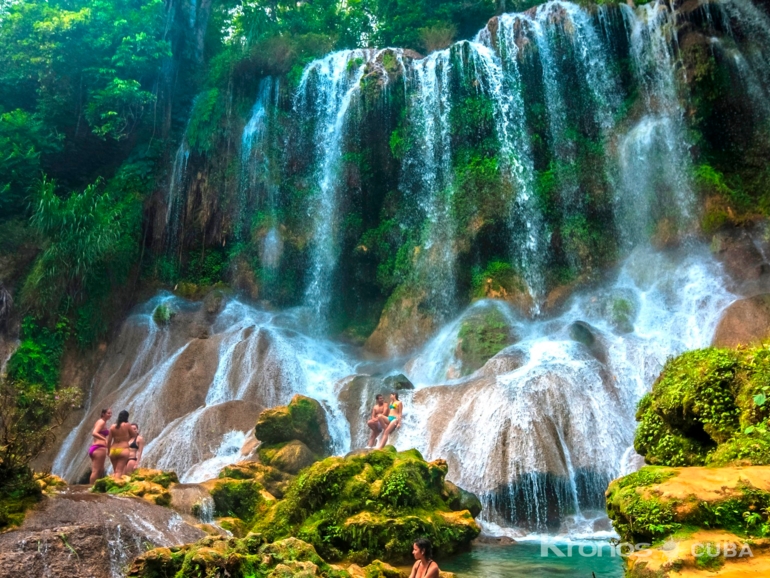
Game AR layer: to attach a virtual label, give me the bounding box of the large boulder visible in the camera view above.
[0,488,205,578]
[634,345,770,467]
[255,394,332,456]
[454,305,518,375]
[712,294,770,348]
[243,448,481,564]
[365,287,437,356]
[259,440,317,475]
[606,465,770,577]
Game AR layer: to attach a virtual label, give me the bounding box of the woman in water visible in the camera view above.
[376,391,403,449]
[88,408,112,484]
[107,410,132,479]
[408,537,440,578]
[124,423,145,475]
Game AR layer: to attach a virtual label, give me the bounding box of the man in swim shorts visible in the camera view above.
[367,394,388,448]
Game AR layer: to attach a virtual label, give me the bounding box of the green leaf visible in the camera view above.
[754,393,767,407]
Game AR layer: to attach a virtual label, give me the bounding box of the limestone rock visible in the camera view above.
[255,394,332,456]
[0,488,205,578]
[455,305,518,375]
[383,373,414,391]
[607,464,770,575]
[444,480,482,518]
[252,447,480,564]
[365,288,437,356]
[712,294,770,348]
[91,468,179,506]
[259,440,317,475]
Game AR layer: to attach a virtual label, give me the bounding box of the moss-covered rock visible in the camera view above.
[217,460,295,499]
[606,465,770,545]
[259,440,319,475]
[634,345,770,467]
[251,447,480,564]
[91,468,179,506]
[128,535,353,578]
[443,481,482,518]
[206,478,277,524]
[607,466,770,577]
[255,394,332,456]
[455,305,517,375]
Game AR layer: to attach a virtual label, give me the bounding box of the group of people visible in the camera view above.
[366,391,404,449]
[88,408,145,483]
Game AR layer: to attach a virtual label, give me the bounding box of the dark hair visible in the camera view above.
[100,408,110,418]
[414,537,433,560]
[130,423,139,430]
[375,394,383,400]
[392,391,399,401]
[116,410,130,428]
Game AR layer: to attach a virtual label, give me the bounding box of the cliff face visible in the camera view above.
[149,0,770,347]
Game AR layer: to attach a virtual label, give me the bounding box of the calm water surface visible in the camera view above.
[441,542,625,578]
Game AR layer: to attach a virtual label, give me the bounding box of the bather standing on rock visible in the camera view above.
[88,408,112,484]
[376,391,403,449]
[107,410,132,479]
[124,423,145,475]
[366,394,388,447]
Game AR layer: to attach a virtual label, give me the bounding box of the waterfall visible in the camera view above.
[397,245,734,535]
[53,0,770,538]
[402,49,458,319]
[615,1,695,247]
[166,131,190,251]
[240,76,278,251]
[295,50,373,327]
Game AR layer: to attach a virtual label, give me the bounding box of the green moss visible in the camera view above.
[608,468,770,545]
[633,346,770,467]
[249,449,480,564]
[456,306,516,375]
[210,479,268,523]
[254,394,332,456]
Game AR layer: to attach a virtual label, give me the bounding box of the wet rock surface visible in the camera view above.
[712,293,770,348]
[0,488,205,578]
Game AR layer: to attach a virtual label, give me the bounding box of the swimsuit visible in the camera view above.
[88,429,110,457]
[127,437,139,462]
[109,448,125,458]
[388,402,398,422]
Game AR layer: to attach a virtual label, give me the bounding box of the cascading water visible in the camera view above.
[402,49,458,319]
[616,1,695,247]
[240,76,279,252]
[52,0,770,540]
[295,51,373,327]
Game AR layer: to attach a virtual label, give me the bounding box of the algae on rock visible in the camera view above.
[255,394,333,456]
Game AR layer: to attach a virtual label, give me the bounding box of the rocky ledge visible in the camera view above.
[607,466,770,577]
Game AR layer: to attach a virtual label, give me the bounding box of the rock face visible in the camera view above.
[454,305,518,375]
[338,376,385,449]
[606,466,770,577]
[254,394,332,456]
[0,488,205,578]
[635,345,770,467]
[712,294,770,348]
[365,288,437,356]
[710,225,770,295]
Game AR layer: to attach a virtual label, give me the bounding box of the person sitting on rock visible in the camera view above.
[376,391,403,449]
[409,537,440,578]
[124,423,145,475]
[366,394,388,447]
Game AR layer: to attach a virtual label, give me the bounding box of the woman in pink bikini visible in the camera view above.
[88,408,112,484]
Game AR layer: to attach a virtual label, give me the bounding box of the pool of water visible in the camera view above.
[441,542,625,578]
